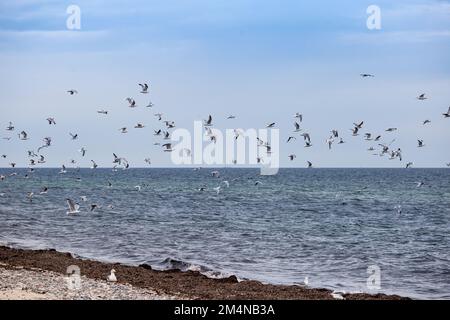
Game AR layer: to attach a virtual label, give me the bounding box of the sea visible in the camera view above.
[0,168,449,299]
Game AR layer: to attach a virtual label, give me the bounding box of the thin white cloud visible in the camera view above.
[383,2,450,18]
[0,29,108,40]
[339,30,450,44]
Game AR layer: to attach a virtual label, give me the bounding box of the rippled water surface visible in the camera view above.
[1,168,449,299]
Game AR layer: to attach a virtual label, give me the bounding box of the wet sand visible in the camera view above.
[0,246,409,300]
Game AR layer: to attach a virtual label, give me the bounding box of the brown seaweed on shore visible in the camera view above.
[0,246,409,300]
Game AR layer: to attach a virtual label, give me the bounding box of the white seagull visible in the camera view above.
[139,83,149,94]
[204,115,213,127]
[66,198,80,215]
[126,98,137,108]
[443,107,450,118]
[417,93,427,100]
[107,269,117,282]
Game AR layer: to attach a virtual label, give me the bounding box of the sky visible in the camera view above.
[0,0,449,168]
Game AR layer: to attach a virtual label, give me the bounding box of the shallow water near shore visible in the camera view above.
[1,168,449,299]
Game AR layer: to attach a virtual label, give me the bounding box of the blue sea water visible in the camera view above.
[0,168,449,299]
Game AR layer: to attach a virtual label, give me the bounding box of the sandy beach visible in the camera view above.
[0,264,178,300]
[0,246,409,300]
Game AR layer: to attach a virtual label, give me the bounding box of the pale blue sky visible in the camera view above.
[0,0,449,167]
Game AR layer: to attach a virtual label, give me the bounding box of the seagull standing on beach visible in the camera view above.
[107,269,117,282]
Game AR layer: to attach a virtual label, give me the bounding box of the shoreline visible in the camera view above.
[0,246,409,300]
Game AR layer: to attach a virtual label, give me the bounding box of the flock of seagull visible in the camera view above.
[1,75,450,214]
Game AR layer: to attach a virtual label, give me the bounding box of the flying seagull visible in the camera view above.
[288,154,296,161]
[422,120,431,125]
[69,133,78,140]
[126,98,136,108]
[67,90,78,95]
[18,131,29,140]
[204,115,213,127]
[294,113,303,122]
[97,110,108,115]
[443,107,450,118]
[139,83,149,94]
[266,122,276,128]
[6,122,14,131]
[79,147,86,157]
[360,73,375,78]
[46,118,56,125]
[227,115,236,119]
[307,161,313,168]
[406,162,413,168]
[66,199,80,215]
[417,140,425,148]
[91,160,98,169]
[351,126,359,136]
[331,130,339,138]
[286,136,296,143]
[59,164,67,174]
[294,122,301,132]
[417,93,427,100]
[162,143,173,152]
[326,136,334,149]
[353,121,364,129]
